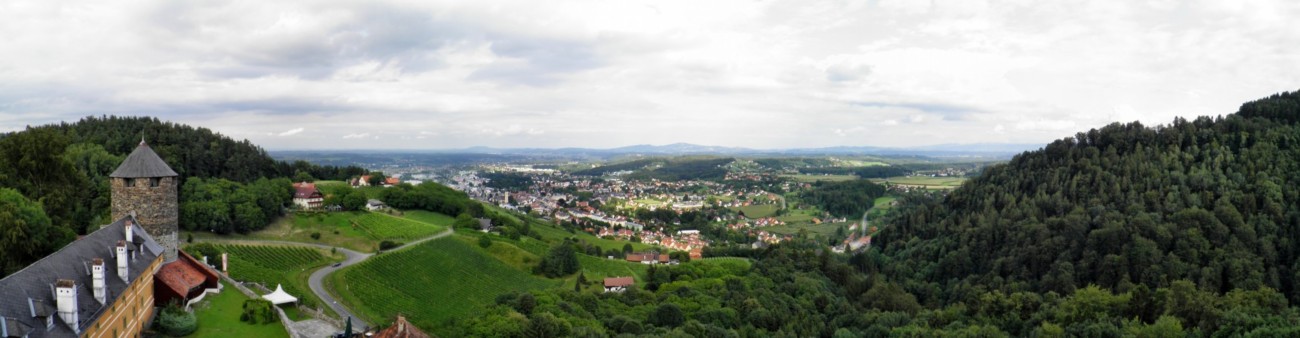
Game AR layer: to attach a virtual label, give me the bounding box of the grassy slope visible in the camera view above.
[190,281,290,338]
[194,211,453,253]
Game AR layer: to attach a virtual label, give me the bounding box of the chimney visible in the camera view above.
[124,219,134,243]
[55,279,78,332]
[91,258,106,304]
[116,241,129,282]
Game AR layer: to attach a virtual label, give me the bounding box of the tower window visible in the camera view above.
[150,178,161,187]
[124,178,135,187]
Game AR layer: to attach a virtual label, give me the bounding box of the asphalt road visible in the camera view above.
[197,227,455,331]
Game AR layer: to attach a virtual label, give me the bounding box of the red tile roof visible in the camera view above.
[372,315,430,338]
[293,182,322,199]
[156,258,208,298]
[604,276,635,288]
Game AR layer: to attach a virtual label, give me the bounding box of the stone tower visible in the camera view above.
[110,139,179,262]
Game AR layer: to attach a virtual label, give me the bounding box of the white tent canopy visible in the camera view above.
[262,284,298,305]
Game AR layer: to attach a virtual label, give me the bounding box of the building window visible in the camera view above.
[124,178,135,187]
[150,177,161,187]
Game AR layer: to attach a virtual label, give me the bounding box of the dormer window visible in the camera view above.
[150,178,160,187]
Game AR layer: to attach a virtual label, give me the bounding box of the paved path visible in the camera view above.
[197,226,455,331]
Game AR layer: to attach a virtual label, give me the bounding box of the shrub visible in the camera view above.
[478,236,493,248]
[310,232,321,240]
[155,303,197,336]
[241,299,276,324]
[379,240,402,250]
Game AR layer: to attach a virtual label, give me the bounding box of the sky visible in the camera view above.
[0,0,1297,150]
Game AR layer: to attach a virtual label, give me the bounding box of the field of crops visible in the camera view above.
[731,204,780,218]
[354,213,446,240]
[578,255,647,281]
[870,176,967,189]
[335,238,559,332]
[209,244,335,308]
[400,210,456,227]
[781,174,859,182]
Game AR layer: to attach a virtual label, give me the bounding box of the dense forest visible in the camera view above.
[799,179,888,217]
[626,158,734,181]
[0,115,365,277]
[572,158,734,181]
[865,91,1300,334]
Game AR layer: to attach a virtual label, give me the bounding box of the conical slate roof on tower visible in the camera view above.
[110,139,178,178]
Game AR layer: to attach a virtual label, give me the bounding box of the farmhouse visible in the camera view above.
[603,276,635,293]
[293,181,325,209]
[0,140,221,337]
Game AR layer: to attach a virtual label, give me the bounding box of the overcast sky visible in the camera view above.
[1,0,1296,150]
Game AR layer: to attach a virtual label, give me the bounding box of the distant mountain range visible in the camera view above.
[321,142,1043,157]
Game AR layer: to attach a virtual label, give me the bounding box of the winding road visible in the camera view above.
[197,226,455,331]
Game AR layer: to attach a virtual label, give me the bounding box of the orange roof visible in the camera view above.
[385,177,400,185]
[156,258,208,297]
[373,315,430,338]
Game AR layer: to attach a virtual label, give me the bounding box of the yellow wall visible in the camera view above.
[82,255,162,338]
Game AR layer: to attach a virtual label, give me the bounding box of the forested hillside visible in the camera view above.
[867,91,1300,333]
[0,116,365,276]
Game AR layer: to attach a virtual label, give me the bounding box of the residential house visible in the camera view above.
[603,276,635,293]
[292,182,324,209]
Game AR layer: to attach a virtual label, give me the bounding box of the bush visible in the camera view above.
[379,240,402,250]
[478,236,493,248]
[241,299,276,324]
[155,303,197,336]
[310,232,321,240]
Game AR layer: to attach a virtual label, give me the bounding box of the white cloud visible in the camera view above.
[0,0,1297,149]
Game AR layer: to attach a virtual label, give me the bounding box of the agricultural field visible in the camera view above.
[781,174,859,182]
[190,281,290,338]
[353,212,446,240]
[776,208,819,224]
[763,221,848,238]
[870,175,967,189]
[399,210,456,227]
[332,237,559,334]
[236,212,375,252]
[577,255,648,281]
[524,217,656,253]
[225,211,451,252]
[632,198,667,207]
[455,234,541,271]
[731,204,781,218]
[186,244,339,309]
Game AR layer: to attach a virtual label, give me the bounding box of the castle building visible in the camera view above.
[110,140,179,262]
[0,140,218,337]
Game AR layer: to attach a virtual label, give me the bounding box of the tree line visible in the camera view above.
[0,115,364,277]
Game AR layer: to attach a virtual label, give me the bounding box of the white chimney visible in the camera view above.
[91,258,106,304]
[55,279,78,332]
[115,241,129,282]
[124,219,134,243]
